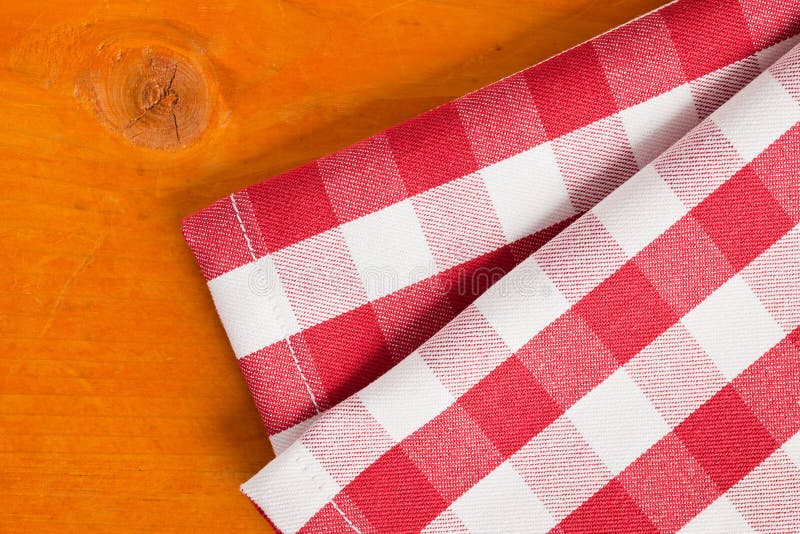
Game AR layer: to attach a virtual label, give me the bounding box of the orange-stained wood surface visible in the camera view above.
[0,1,669,531]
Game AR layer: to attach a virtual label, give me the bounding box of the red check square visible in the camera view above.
[525,43,619,138]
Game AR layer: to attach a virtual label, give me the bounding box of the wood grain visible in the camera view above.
[0,1,669,531]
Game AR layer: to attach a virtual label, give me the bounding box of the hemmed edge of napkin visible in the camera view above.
[242,38,800,534]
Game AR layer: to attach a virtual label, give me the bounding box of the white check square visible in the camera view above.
[620,84,700,168]
[241,443,340,534]
[358,352,454,441]
[710,72,800,161]
[451,462,555,534]
[341,200,437,300]
[681,276,784,381]
[208,257,299,357]
[593,165,687,256]
[474,258,569,351]
[481,143,575,243]
[566,369,669,474]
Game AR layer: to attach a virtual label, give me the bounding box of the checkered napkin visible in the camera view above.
[182,0,800,532]
[183,0,800,454]
[240,41,800,533]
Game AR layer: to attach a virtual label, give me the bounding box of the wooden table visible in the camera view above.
[0,1,668,531]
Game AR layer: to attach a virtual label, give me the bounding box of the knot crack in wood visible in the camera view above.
[76,43,213,151]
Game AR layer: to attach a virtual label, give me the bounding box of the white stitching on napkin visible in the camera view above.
[229,193,322,414]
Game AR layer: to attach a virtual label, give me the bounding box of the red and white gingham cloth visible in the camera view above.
[183,0,800,531]
[185,0,800,453]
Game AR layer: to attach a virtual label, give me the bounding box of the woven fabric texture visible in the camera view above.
[183,0,800,453]
[243,41,800,533]
[181,0,800,532]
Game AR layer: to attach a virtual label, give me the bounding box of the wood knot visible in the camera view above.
[77,44,212,150]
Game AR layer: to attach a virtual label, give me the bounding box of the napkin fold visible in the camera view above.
[243,40,800,533]
[182,0,800,531]
[183,0,800,454]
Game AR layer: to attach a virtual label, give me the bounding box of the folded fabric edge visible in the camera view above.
[178,0,682,280]
[179,1,800,447]
[240,38,800,534]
